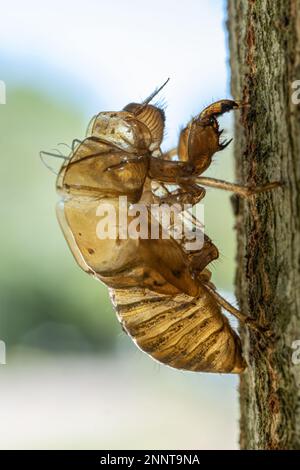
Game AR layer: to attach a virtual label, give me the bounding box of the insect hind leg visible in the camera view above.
[203,282,272,336]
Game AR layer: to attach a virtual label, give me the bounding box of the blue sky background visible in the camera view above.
[0,0,230,148]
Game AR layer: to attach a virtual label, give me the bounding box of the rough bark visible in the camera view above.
[227,0,300,449]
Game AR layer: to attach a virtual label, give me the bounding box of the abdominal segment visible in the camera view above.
[111,285,246,374]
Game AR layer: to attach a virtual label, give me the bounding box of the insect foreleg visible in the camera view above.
[149,157,194,182]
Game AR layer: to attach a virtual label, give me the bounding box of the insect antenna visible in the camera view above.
[141,78,170,107]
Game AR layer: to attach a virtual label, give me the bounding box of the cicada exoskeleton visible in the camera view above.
[51,81,280,373]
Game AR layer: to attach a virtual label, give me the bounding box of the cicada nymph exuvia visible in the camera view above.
[46,80,280,373]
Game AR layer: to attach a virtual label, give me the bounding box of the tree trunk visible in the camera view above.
[227,0,300,449]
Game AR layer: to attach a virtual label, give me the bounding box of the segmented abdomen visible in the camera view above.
[110,286,245,373]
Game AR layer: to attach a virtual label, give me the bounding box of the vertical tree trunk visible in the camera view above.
[227,0,300,449]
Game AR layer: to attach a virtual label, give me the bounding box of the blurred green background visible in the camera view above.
[0,88,118,352]
[0,0,239,450]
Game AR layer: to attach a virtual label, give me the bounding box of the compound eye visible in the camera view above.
[124,103,165,150]
[123,102,139,113]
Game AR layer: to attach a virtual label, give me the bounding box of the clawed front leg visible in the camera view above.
[153,98,281,198]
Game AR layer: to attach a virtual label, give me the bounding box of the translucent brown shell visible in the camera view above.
[111,287,244,373]
[54,87,247,374]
